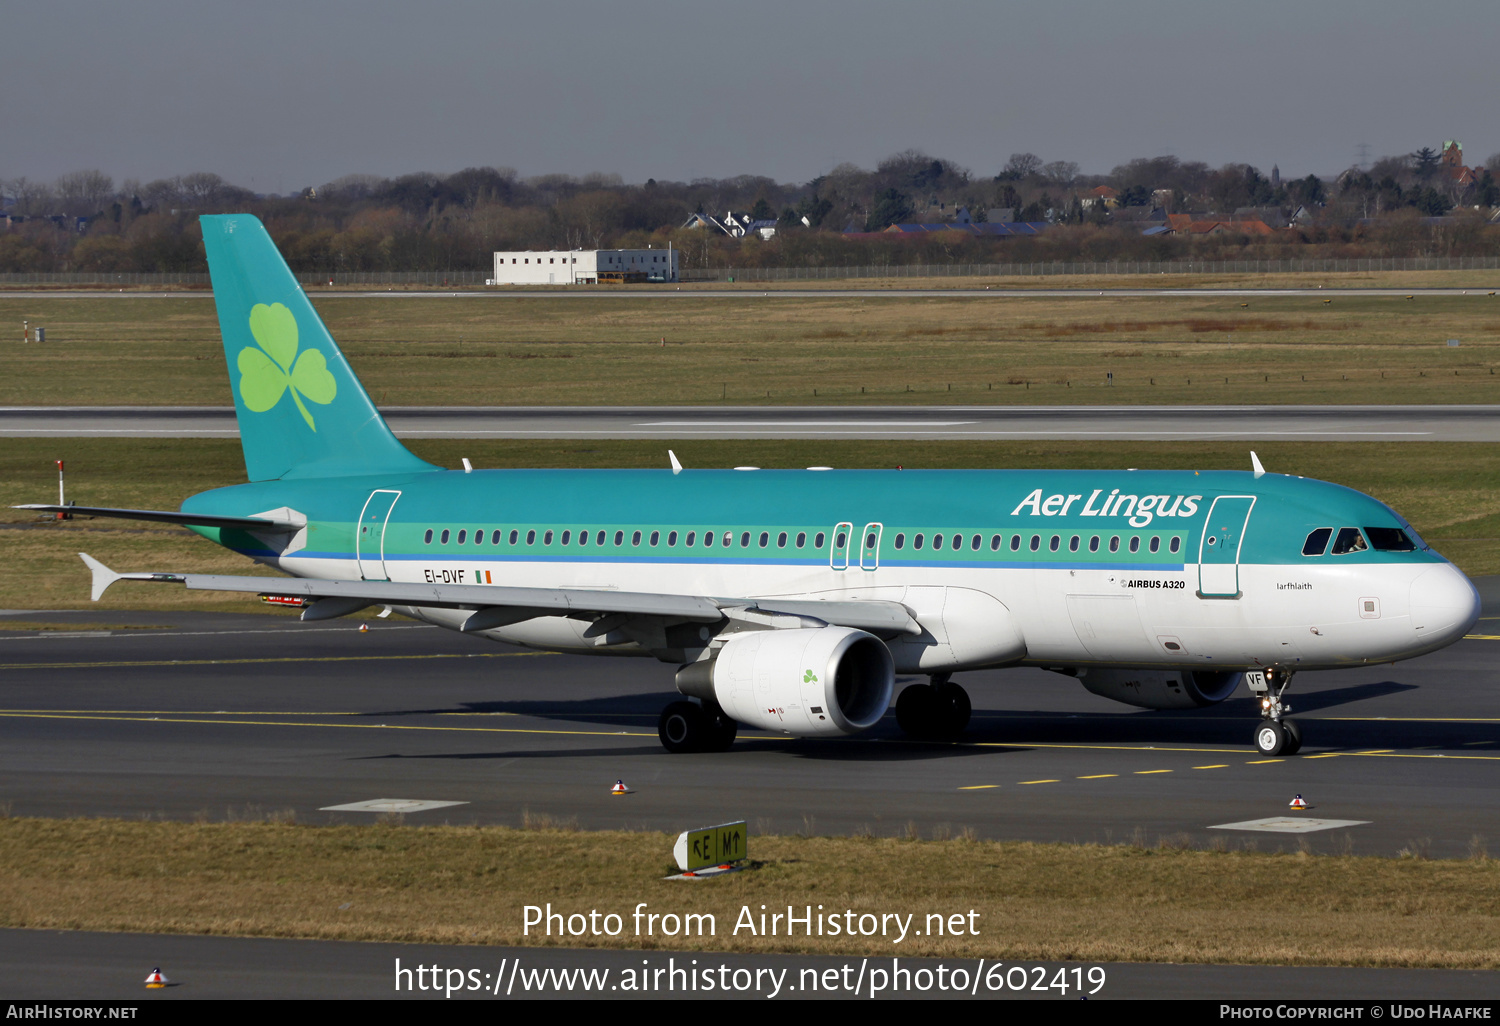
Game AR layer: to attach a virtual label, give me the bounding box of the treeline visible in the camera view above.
[2,147,1498,274]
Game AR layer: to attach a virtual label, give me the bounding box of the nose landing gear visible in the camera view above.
[895,672,972,740]
[1249,667,1301,756]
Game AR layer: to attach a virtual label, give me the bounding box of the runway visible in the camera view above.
[1,603,1497,859]
[4,404,1499,441]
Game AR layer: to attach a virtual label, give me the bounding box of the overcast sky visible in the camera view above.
[5,0,1496,192]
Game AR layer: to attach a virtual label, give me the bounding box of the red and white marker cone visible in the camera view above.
[358,623,369,633]
[1289,794,1308,810]
[145,967,168,989]
[610,780,628,795]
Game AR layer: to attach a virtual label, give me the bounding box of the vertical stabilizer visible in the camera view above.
[200,214,436,482]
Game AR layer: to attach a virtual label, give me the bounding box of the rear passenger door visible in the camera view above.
[829,522,853,570]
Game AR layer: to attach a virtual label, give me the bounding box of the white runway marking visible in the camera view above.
[319,799,468,813]
[1209,817,1371,833]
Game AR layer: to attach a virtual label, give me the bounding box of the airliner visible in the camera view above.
[24,214,1480,757]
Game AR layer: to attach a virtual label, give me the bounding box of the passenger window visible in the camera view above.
[760,532,770,547]
[668,531,678,546]
[632,531,643,546]
[952,535,962,551]
[1089,536,1099,552]
[815,532,826,548]
[914,534,924,550]
[1069,535,1080,552]
[424,529,433,544]
[703,531,714,548]
[1365,527,1416,552]
[796,532,806,548]
[741,532,752,547]
[457,530,467,544]
[1149,536,1160,553]
[933,533,943,549]
[970,534,980,550]
[1331,527,1367,555]
[596,530,606,545]
[1302,528,1332,556]
[686,531,696,546]
[525,530,535,545]
[1129,537,1140,553]
[1049,535,1060,551]
[650,531,660,546]
[894,533,905,549]
[474,528,484,545]
[834,531,846,548]
[491,530,501,545]
[614,530,624,546]
[441,529,451,544]
[867,532,878,549]
[579,530,589,546]
[1169,536,1181,553]
[509,530,518,545]
[1030,535,1040,551]
[724,531,733,546]
[543,530,553,545]
[1010,535,1021,551]
[1109,536,1120,552]
[777,532,787,547]
[990,534,1001,551]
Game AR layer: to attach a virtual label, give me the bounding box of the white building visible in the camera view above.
[490,248,680,285]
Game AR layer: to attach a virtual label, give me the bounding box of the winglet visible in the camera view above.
[79,552,123,602]
[1250,451,1265,477]
[668,450,683,475]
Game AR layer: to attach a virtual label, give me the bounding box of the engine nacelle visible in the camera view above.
[1067,668,1242,710]
[677,627,894,737]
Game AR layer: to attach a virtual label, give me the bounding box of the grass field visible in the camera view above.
[0,818,1495,966]
[2,437,1497,612]
[2,289,1499,405]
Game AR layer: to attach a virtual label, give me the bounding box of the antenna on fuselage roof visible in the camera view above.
[1250,451,1266,478]
[668,450,683,475]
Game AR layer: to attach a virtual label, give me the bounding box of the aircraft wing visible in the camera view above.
[77,554,921,636]
[17,505,300,532]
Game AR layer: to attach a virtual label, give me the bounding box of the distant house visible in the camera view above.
[874,222,1047,237]
[1081,186,1120,210]
[985,207,1015,223]
[682,210,776,239]
[681,212,726,233]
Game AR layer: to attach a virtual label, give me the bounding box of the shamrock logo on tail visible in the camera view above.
[803,669,818,683]
[236,303,337,431]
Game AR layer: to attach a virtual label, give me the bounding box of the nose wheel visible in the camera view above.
[1252,668,1301,756]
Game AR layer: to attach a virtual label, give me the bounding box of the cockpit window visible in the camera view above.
[1330,527,1368,555]
[1365,527,1417,552]
[1302,528,1332,556]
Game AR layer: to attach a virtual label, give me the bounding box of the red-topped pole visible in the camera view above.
[55,460,66,520]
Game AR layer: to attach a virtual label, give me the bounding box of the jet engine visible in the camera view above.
[676,627,894,736]
[1066,668,1243,710]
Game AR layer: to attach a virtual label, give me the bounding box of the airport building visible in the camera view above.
[489,247,680,285]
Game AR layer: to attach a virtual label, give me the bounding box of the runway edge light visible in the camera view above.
[1289,794,1308,810]
[145,967,168,989]
[610,779,629,795]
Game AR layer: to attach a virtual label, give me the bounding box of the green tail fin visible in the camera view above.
[201,213,436,482]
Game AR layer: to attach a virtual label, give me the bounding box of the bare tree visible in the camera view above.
[1002,153,1044,179]
[1042,160,1080,187]
[54,170,115,215]
[4,177,54,215]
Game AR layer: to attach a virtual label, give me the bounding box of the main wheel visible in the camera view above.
[932,681,972,738]
[1254,721,1287,756]
[659,701,707,753]
[1281,718,1302,755]
[703,707,739,752]
[895,683,937,738]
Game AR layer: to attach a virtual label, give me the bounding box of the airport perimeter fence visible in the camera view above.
[2,256,1499,286]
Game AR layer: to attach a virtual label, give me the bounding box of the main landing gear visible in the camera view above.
[658,700,738,753]
[896,672,972,740]
[1251,667,1301,756]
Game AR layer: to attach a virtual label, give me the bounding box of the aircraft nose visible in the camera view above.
[1410,564,1481,646]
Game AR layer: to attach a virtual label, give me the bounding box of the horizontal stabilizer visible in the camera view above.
[19,505,299,532]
